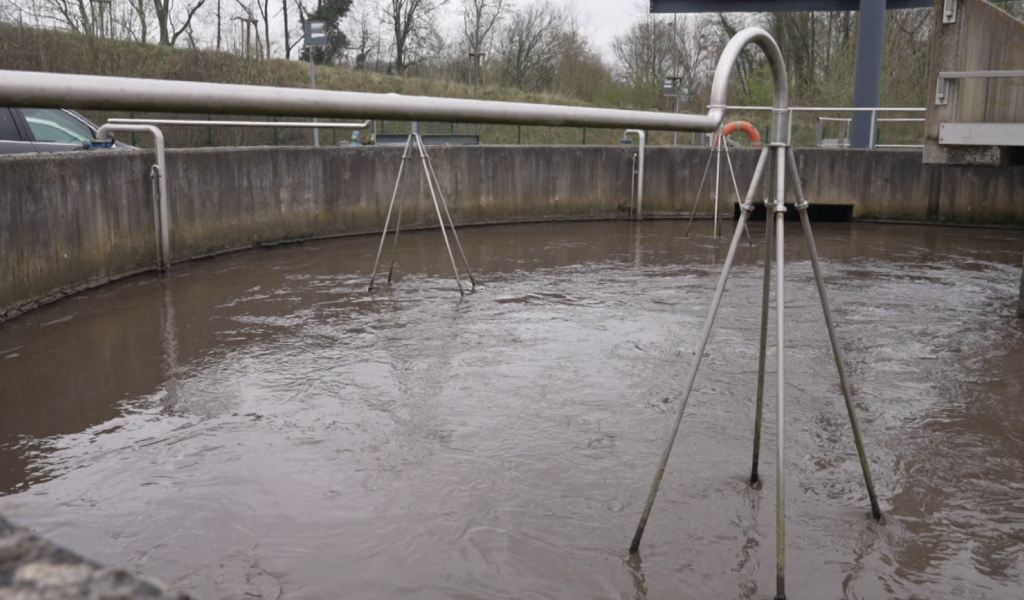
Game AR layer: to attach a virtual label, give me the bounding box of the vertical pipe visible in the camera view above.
[310,53,319,147]
[207,114,212,146]
[714,130,722,238]
[673,96,680,146]
[369,134,413,290]
[155,132,169,271]
[626,130,646,220]
[773,145,787,600]
[149,165,162,268]
[273,116,278,146]
[629,146,770,555]
[786,148,882,520]
[517,125,522,145]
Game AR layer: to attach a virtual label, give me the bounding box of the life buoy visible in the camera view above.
[717,121,762,148]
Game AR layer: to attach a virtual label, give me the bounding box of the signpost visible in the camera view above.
[304,20,327,147]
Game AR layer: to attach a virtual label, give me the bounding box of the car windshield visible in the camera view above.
[22,108,94,144]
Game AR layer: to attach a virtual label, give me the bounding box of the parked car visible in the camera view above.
[0,107,134,154]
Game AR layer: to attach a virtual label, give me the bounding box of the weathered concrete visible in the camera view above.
[924,0,1024,165]
[0,516,188,599]
[1,145,1022,321]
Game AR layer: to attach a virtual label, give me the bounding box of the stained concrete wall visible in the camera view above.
[1,145,1022,320]
[924,0,1024,165]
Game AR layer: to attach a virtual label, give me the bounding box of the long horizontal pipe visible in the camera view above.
[109,118,370,129]
[0,28,785,133]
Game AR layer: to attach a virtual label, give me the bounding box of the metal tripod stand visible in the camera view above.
[368,131,475,296]
[628,118,882,600]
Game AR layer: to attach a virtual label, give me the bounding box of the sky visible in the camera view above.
[553,0,649,58]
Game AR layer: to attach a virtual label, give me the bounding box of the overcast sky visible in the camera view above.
[554,0,649,57]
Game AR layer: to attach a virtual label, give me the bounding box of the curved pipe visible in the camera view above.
[0,28,786,134]
[624,129,645,220]
[95,123,169,271]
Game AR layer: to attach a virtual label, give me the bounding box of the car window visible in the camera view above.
[21,108,94,143]
[0,108,21,141]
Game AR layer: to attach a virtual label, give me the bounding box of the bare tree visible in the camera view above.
[152,0,207,45]
[381,0,446,76]
[495,1,565,92]
[459,0,503,82]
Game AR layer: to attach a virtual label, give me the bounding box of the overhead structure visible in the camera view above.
[650,0,931,148]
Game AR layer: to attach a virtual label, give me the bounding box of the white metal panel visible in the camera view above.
[938,122,1024,146]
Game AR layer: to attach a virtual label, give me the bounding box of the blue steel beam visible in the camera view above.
[850,0,886,147]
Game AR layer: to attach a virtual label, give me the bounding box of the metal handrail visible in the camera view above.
[935,70,1024,105]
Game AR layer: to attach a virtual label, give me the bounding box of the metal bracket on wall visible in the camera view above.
[935,70,1024,105]
[943,0,957,23]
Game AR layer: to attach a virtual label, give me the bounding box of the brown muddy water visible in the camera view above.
[1,220,1023,600]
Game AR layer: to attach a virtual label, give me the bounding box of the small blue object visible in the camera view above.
[85,139,115,149]
[349,131,361,146]
[620,139,634,145]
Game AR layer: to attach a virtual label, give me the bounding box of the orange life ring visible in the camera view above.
[717,121,762,148]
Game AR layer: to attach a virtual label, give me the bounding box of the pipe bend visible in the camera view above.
[708,27,789,129]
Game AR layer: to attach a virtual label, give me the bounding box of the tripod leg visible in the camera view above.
[369,135,413,291]
[786,147,882,520]
[629,146,770,555]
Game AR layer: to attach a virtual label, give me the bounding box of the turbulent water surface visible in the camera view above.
[1,220,1022,600]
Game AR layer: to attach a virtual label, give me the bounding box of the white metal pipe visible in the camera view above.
[714,129,722,238]
[96,123,169,271]
[624,129,645,220]
[109,118,370,129]
[0,29,784,133]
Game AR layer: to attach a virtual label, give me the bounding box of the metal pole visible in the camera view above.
[714,128,723,238]
[721,137,752,245]
[629,146,770,555]
[673,96,680,146]
[773,146,788,600]
[369,134,414,290]
[751,193,773,486]
[387,153,412,283]
[149,165,162,268]
[625,130,645,220]
[310,52,319,147]
[421,139,476,290]
[414,133,465,295]
[786,147,882,520]
[684,146,717,237]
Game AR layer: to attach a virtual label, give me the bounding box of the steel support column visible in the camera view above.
[851,0,886,148]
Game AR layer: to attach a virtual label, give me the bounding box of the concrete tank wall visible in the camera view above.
[1,145,1022,320]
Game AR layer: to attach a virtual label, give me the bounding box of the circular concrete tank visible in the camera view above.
[1,220,1022,599]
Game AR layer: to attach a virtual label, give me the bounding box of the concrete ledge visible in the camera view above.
[1,145,1022,321]
[0,516,188,599]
